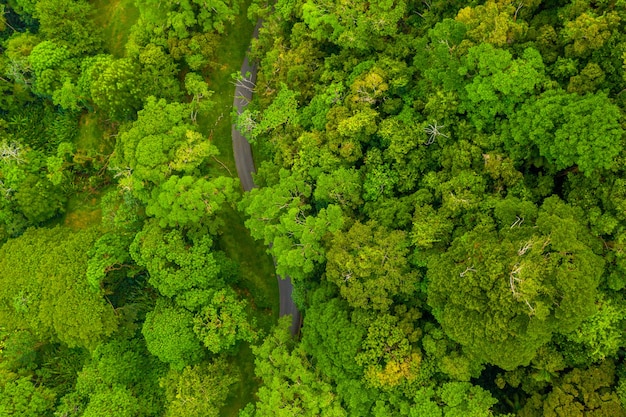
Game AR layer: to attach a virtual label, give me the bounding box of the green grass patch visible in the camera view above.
[219,206,278,321]
[63,191,103,230]
[91,0,139,58]
[222,343,258,416]
[75,112,114,155]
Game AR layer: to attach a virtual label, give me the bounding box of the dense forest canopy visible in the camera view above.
[2,0,626,416]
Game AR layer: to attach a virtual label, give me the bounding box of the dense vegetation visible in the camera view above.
[2,0,626,416]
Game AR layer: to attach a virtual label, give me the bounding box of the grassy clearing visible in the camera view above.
[222,343,258,417]
[91,0,139,57]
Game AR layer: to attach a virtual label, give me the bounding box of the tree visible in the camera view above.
[27,40,75,98]
[455,0,528,47]
[519,361,625,417]
[33,0,102,55]
[0,371,56,417]
[353,309,421,389]
[14,173,66,224]
[460,44,545,130]
[87,231,136,291]
[561,294,626,365]
[507,90,623,175]
[325,221,419,311]
[404,382,501,417]
[134,0,242,37]
[88,56,144,120]
[240,83,300,143]
[81,385,141,417]
[250,317,348,417]
[313,167,363,210]
[161,359,239,417]
[301,0,407,50]
[301,287,365,382]
[241,169,343,280]
[135,43,181,102]
[192,288,256,354]
[130,220,225,298]
[562,12,620,57]
[145,175,238,229]
[184,72,213,122]
[113,97,218,199]
[427,197,604,369]
[63,336,167,417]
[0,226,118,348]
[142,298,205,370]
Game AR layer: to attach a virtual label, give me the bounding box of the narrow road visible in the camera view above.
[232,21,302,336]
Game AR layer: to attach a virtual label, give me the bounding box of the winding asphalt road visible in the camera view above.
[232,21,302,336]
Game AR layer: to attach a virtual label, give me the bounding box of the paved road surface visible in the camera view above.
[232,20,302,336]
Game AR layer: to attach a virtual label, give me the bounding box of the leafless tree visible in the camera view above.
[424,122,448,145]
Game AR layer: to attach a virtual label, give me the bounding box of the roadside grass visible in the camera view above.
[197,6,255,174]
[195,5,279,415]
[91,0,139,57]
[222,343,258,417]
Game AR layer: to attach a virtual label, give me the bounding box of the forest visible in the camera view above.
[1,0,626,416]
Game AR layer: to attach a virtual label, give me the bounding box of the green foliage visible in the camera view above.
[161,359,239,417]
[520,361,625,417]
[5,0,626,414]
[135,0,242,37]
[130,220,225,298]
[88,56,144,120]
[33,0,102,55]
[460,44,545,130]
[438,382,497,417]
[28,40,74,98]
[326,221,418,311]
[562,295,626,365]
[146,175,238,229]
[301,288,364,383]
[427,197,604,369]
[0,371,56,417]
[87,231,136,291]
[251,317,348,416]
[142,298,204,370]
[81,385,140,417]
[113,96,219,198]
[14,173,66,223]
[0,226,118,348]
[192,288,256,354]
[241,169,343,280]
[66,335,166,417]
[507,90,623,175]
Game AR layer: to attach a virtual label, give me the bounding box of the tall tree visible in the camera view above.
[0,226,118,348]
[427,197,604,369]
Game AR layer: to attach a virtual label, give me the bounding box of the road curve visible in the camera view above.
[232,20,302,336]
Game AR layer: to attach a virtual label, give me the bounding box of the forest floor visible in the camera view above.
[67,2,279,414]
